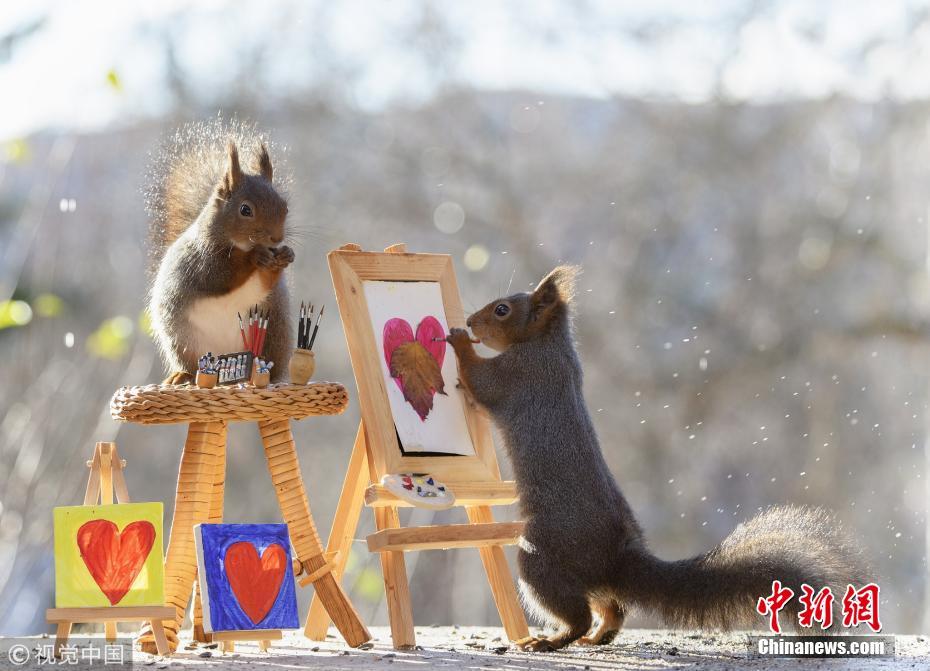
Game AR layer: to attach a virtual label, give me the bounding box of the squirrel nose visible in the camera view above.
[466,315,473,327]
[270,234,283,244]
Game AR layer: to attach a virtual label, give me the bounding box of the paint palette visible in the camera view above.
[194,523,299,633]
[381,473,455,510]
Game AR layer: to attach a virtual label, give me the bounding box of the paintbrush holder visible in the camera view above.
[251,370,270,388]
[250,359,271,388]
[195,371,217,389]
[289,348,315,385]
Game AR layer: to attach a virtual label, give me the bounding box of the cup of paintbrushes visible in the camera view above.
[195,371,217,389]
[251,367,270,388]
[289,348,315,385]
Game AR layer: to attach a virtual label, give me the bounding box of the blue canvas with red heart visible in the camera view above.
[194,523,299,633]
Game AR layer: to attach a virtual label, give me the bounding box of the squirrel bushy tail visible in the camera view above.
[144,116,290,270]
[621,505,866,631]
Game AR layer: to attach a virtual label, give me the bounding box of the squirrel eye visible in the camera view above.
[239,203,253,217]
[494,303,510,317]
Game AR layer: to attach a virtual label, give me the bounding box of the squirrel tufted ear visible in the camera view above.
[219,141,243,198]
[257,143,273,182]
[531,265,581,316]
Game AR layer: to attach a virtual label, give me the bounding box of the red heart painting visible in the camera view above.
[224,542,287,624]
[76,519,156,605]
[383,316,447,421]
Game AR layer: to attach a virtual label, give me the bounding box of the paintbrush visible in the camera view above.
[433,334,480,343]
[307,305,324,351]
[257,310,268,356]
[304,304,314,350]
[249,307,257,354]
[238,312,248,350]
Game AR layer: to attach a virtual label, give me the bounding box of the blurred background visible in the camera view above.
[1,0,928,636]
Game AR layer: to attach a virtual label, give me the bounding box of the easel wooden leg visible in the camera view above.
[54,622,71,658]
[193,434,226,643]
[258,640,270,652]
[305,423,369,640]
[258,419,371,648]
[374,506,415,649]
[150,620,170,657]
[466,506,529,642]
[140,421,226,654]
[105,621,117,643]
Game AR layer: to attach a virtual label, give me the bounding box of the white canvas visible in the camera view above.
[363,280,476,457]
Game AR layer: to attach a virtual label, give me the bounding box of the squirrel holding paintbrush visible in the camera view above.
[447,266,867,651]
[146,120,293,383]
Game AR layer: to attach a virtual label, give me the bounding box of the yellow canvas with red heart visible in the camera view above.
[53,503,164,608]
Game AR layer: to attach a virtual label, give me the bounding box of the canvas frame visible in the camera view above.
[329,249,502,484]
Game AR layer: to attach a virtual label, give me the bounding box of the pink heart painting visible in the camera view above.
[383,316,447,421]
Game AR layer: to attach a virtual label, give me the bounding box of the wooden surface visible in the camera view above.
[46,606,175,622]
[258,419,371,648]
[364,481,518,508]
[328,248,501,484]
[367,521,525,552]
[305,425,370,640]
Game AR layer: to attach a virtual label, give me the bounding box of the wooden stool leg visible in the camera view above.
[150,620,171,657]
[193,435,226,643]
[259,640,270,652]
[374,506,415,648]
[466,506,530,642]
[258,419,371,648]
[54,622,71,658]
[105,621,117,643]
[305,423,369,640]
[140,421,226,654]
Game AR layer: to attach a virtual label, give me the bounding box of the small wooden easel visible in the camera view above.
[212,630,281,653]
[46,442,174,657]
[304,244,530,649]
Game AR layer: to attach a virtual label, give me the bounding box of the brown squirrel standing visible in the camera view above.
[448,266,867,651]
[146,120,293,383]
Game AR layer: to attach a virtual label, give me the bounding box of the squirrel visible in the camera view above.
[447,266,868,651]
[145,120,294,384]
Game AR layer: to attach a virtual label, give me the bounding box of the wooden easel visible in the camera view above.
[46,442,174,657]
[304,244,529,648]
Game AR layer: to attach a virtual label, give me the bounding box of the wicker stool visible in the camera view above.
[110,383,371,652]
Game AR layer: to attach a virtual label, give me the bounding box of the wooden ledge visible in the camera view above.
[364,481,519,508]
[47,606,175,623]
[213,630,282,641]
[367,521,525,552]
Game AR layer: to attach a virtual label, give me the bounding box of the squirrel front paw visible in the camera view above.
[251,246,276,268]
[270,245,295,269]
[447,327,474,352]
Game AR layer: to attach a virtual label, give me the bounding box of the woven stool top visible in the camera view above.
[110,382,349,425]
